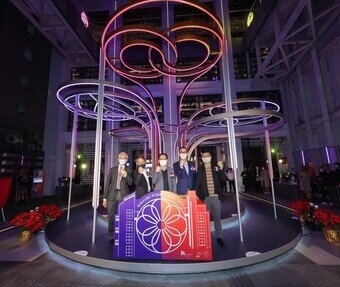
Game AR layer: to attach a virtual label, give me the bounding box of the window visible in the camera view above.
[20,77,29,87]
[125,245,133,257]
[126,233,133,245]
[17,105,26,115]
[197,212,205,222]
[126,209,133,220]
[24,49,32,61]
[27,23,35,35]
[198,235,206,246]
[197,223,205,234]
[126,221,133,232]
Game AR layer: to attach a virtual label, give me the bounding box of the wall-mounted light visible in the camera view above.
[81,163,87,170]
[247,11,254,27]
[81,11,89,28]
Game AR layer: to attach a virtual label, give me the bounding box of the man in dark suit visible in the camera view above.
[103,152,132,244]
[133,155,151,199]
[196,151,226,247]
[152,153,176,192]
[173,146,196,195]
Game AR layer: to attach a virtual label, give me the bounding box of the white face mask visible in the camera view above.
[202,157,211,164]
[179,153,187,160]
[118,159,127,166]
[159,160,167,167]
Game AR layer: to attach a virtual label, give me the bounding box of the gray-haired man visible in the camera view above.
[103,152,132,244]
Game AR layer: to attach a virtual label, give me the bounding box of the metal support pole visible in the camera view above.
[144,138,147,157]
[92,48,105,243]
[109,0,118,170]
[261,101,277,219]
[194,147,198,170]
[67,100,78,221]
[311,47,334,146]
[166,0,175,164]
[220,0,243,242]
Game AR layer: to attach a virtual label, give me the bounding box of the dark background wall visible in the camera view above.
[0,0,51,153]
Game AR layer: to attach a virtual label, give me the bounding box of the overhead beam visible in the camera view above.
[252,0,308,82]
[278,5,340,84]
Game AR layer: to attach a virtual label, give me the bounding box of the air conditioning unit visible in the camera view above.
[29,131,37,139]
[6,135,15,144]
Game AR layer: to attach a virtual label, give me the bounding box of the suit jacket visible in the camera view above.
[195,164,225,201]
[103,166,132,202]
[173,160,196,195]
[152,167,176,193]
[133,170,151,199]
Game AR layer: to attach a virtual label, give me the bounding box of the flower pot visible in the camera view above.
[19,230,31,242]
[299,214,308,223]
[322,228,339,243]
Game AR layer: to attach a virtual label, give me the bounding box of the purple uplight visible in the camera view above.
[301,150,306,166]
[325,147,330,164]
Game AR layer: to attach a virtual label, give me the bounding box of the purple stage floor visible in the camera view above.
[45,193,301,274]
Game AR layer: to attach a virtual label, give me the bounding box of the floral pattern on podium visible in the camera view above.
[114,190,212,261]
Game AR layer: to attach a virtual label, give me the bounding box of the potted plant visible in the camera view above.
[289,199,311,223]
[9,211,45,241]
[313,209,340,243]
[9,205,62,241]
[36,204,62,223]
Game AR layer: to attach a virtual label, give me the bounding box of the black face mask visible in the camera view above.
[138,163,146,169]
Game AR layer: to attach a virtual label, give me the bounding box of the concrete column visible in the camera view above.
[311,47,334,146]
[279,82,296,171]
[245,51,251,79]
[42,48,70,196]
[255,39,262,70]
[106,1,121,180]
[296,65,313,148]
[162,2,178,165]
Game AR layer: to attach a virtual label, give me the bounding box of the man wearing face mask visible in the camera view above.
[103,152,132,244]
[196,151,226,247]
[152,153,176,192]
[173,146,196,195]
[133,155,151,199]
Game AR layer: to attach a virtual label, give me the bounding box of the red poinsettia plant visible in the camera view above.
[9,205,62,236]
[9,211,45,233]
[36,204,62,223]
[289,199,311,217]
[313,209,340,229]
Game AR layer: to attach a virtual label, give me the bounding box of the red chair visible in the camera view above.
[0,177,12,221]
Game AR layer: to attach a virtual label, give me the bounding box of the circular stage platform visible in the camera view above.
[45,194,301,274]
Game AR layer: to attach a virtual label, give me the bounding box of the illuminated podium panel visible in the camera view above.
[114,190,212,261]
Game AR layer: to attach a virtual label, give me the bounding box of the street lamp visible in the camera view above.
[80,163,87,183]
